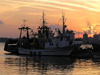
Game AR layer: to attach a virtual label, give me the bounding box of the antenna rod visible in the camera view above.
[43,12,45,33]
[62,13,65,34]
[23,20,27,27]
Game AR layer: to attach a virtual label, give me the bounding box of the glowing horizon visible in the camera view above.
[0,0,100,38]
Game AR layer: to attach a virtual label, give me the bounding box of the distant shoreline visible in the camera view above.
[0,38,11,42]
[0,38,8,42]
[0,38,19,42]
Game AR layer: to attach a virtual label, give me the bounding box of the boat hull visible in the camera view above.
[18,48,73,56]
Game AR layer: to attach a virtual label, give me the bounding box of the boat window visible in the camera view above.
[49,42,53,46]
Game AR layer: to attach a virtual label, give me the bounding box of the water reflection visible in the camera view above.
[5,56,75,75]
[73,58,100,75]
[4,55,100,75]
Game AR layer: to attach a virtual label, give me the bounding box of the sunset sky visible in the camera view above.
[0,0,100,38]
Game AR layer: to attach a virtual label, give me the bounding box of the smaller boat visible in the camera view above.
[4,38,19,53]
[71,44,93,58]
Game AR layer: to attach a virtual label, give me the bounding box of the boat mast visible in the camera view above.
[19,28,22,39]
[62,13,66,34]
[19,20,26,39]
[23,20,26,27]
[43,12,45,33]
[19,20,30,39]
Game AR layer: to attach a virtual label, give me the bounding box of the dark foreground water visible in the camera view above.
[1,43,100,75]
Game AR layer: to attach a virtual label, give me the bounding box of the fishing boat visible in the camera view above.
[4,12,75,56]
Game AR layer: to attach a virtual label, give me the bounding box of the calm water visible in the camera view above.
[0,43,100,75]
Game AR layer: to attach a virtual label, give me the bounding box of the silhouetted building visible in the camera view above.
[93,34,98,44]
[93,34,98,40]
[88,37,93,44]
[98,34,100,40]
[83,33,88,43]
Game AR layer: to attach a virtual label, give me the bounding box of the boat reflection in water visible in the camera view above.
[4,56,75,75]
[4,55,100,75]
